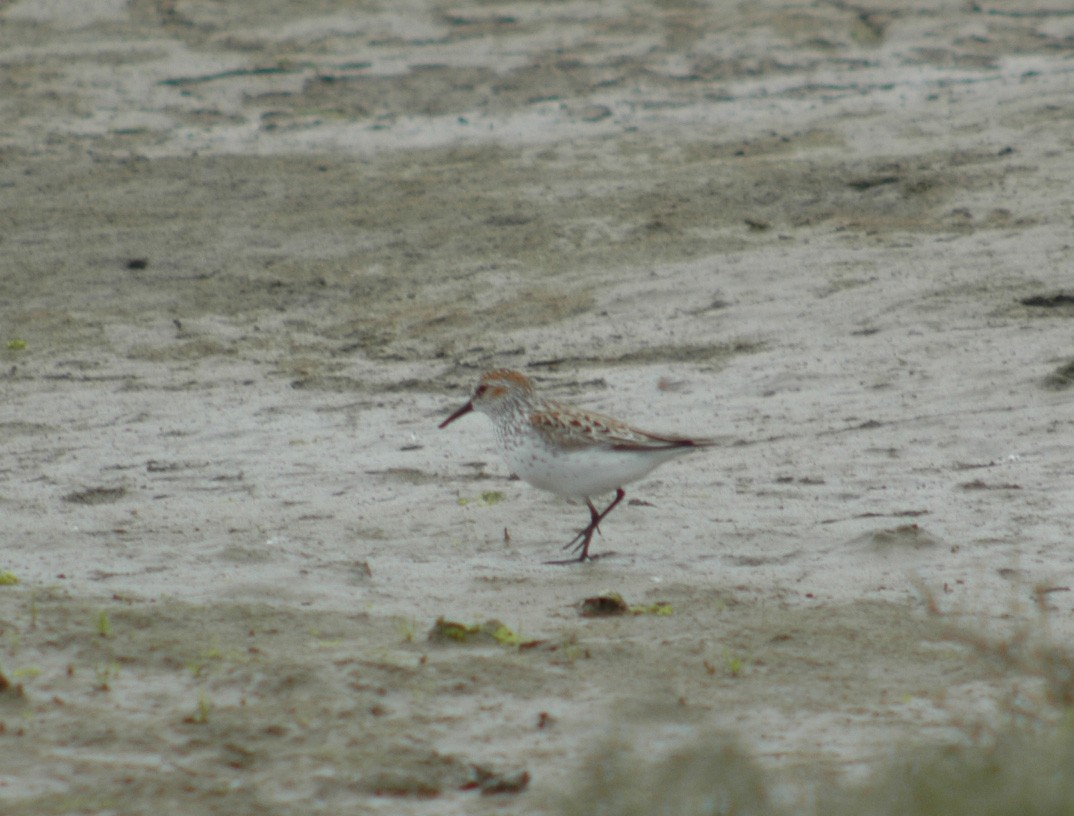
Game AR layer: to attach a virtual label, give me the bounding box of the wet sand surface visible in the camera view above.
[2,0,1074,812]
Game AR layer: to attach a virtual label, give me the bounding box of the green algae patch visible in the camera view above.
[456,491,507,507]
[629,602,673,616]
[427,617,523,647]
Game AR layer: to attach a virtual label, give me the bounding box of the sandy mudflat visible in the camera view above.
[1,0,1074,813]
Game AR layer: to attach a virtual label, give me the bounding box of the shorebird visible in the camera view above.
[439,369,715,562]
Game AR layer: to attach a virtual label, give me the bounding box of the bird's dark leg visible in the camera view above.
[547,488,626,564]
[559,499,604,557]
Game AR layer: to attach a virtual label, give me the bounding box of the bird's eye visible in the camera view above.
[474,384,487,397]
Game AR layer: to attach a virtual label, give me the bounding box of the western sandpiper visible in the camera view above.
[439,369,714,562]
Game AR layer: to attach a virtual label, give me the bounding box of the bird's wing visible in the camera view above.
[530,403,715,452]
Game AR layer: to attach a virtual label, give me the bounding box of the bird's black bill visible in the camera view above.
[438,401,474,429]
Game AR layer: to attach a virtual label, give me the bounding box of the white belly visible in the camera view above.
[502,440,692,499]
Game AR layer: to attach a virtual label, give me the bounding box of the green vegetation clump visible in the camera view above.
[828,726,1074,816]
[560,733,773,816]
[560,723,1074,816]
